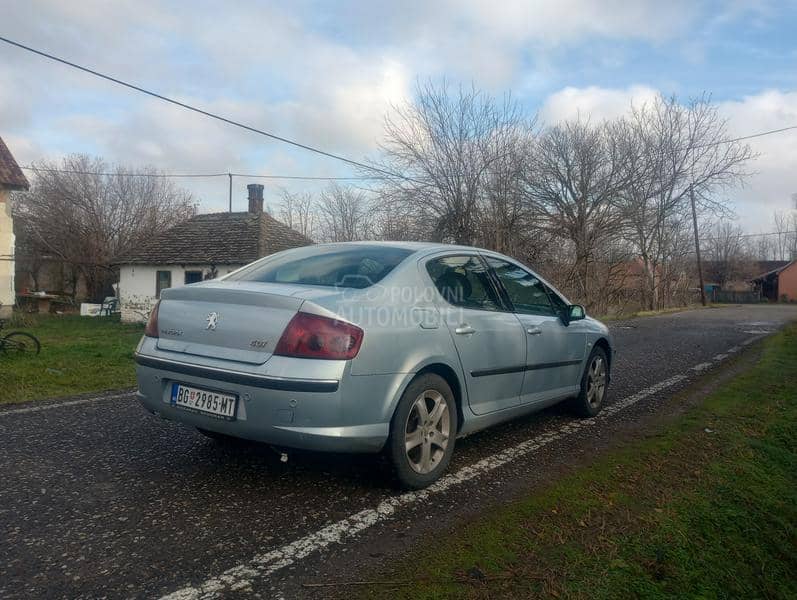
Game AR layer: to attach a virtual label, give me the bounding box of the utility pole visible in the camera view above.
[228,173,232,212]
[690,184,707,306]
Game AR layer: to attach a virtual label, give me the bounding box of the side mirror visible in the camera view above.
[569,305,586,320]
[560,304,585,326]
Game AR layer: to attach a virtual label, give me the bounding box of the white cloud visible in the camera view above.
[539,85,660,123]
[448,0,698,45]
[718,90,797,229]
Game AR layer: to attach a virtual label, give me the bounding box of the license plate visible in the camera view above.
[170,383,237,420]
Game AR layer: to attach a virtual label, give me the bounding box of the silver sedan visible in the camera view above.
[134,242,612,488]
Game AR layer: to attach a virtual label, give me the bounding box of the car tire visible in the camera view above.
[570,346,610,418]
[388,373,457,490]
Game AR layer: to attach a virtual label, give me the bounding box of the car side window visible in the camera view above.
[485,257,556,316]
[426,255,502,312]
[545,284,568,315]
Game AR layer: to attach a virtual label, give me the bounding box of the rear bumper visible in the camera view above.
[134,353,394,453]
[135,354,339,393]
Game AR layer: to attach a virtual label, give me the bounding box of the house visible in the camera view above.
[0,136,29,319]
[752,259,797,302]
[115,184,313,322]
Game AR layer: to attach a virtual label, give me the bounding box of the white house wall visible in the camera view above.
[0,190,14,318]
[119,264,242,323]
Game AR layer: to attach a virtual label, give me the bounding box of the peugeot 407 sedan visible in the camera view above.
[135,242,612,489]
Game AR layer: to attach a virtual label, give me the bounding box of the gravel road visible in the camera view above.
[1,304,795,599]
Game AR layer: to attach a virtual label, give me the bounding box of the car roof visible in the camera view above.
[310,240,493,255]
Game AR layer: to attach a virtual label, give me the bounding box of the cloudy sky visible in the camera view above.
[1,0,796,231]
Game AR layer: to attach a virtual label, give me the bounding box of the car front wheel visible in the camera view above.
[388,373,457,490]
[571,346,609,417]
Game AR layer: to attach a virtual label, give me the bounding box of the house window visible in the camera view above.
[156,270,172,298]
[184,270,203,284]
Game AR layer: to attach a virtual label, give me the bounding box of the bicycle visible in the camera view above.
[0,319,41,355]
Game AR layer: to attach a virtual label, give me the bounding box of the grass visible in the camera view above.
[598,303,715,322]
[0,313,143,404]
[363,324,797,599]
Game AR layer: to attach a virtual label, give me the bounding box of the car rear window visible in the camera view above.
[226,246,413,289]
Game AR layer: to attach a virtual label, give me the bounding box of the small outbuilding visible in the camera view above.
[115,184,312,322]
[0,136,29,318]
[752,259,797,302]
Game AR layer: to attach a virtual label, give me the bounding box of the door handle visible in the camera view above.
[526,327,543,335]
[455,324,476,335]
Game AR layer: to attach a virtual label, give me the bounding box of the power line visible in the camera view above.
[20,166,227,179]
[230,172,384,181]
[0,35,416,184]
[20,165,384,181]
[701,230,797,240]
[698,125,797,148]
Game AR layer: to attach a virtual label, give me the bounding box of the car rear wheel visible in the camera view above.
[388,373,457,490]
[570,346,609,417]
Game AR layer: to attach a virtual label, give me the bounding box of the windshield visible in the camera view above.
[226,245,413,289]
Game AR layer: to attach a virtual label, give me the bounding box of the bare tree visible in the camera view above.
[705,220,750,287]
[478,114,538,256]
[520,118,631,307]
[616,95,753,309]
[369,200,427,241]
[277,189,317,240]
[747,233,774,261]
[773,210,797,260]
[376,81,532,245]
[317,183,370,242]
[368,81,756,313]
[13,154,195,301]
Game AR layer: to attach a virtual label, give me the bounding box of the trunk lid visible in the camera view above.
[156,282,307,364]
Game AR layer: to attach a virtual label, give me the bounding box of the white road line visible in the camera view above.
[160,373,688,600]
[726,346,740,354]
[0,391,133,416]
[713,353,728,361]
[691,362,712,372]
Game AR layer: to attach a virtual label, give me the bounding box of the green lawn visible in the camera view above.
[363,325,797,599]
[0,314,143,404]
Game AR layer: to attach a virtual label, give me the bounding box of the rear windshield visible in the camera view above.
[226,245,413,289]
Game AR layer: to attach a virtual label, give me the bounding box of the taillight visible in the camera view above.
[144,301,161,337]
[275,312,363,360]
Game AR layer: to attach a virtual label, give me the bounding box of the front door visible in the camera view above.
[483,256,585,404]
[425,254,526,415]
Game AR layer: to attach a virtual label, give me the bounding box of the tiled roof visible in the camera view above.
[0,136,29,190]
[115,211,313,265]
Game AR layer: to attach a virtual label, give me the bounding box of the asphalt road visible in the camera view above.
[1,304,796,599]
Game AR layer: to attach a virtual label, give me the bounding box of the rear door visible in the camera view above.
[425,254,526,415]
[483,256,585,404]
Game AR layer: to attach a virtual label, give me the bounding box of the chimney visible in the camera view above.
[247,183,264,213]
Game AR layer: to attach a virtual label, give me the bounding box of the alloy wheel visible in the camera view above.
[586,355,607,407]
[404,389,450,474]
